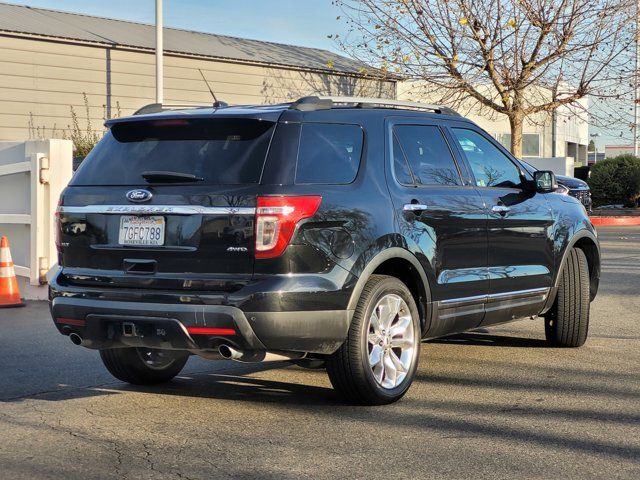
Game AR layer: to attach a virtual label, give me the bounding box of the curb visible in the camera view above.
[589,216,640,226]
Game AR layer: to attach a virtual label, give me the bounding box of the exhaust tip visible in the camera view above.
[218,344,242,360]
[69,333,82,346]
[218,344,232,358]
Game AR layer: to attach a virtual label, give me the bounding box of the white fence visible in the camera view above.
[0,140,72,299]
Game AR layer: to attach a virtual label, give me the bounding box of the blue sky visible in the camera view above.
[7,0,346,53]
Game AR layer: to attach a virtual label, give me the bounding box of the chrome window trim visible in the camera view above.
[57,205,256,215]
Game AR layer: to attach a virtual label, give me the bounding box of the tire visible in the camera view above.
[327,275,421,405]
[544,248,591,347]
[99,348,189,385]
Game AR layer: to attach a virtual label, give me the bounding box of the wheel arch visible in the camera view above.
[347,247,433,334]
[542,229,600,313]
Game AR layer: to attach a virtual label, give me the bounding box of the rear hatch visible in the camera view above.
[57,114,278,291]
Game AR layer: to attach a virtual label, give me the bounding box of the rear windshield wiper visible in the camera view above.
[141,171,204,183]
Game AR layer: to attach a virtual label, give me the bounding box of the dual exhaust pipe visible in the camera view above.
[68,334,303,364]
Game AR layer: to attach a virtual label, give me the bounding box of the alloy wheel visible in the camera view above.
[366,293,416,389]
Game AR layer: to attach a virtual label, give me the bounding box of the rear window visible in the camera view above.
[295,123,363,184]
[71,118,275,185]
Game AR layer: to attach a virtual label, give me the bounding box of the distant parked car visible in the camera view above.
[519,160,592,212]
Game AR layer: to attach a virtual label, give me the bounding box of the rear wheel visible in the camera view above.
[327,275,421,405]
[544,248,591,347]
[100,348,189,384]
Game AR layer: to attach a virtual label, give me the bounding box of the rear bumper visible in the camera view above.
[50,296,352,355]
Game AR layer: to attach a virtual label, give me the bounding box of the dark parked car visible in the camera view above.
[50,96,600,405]
[519,160,592,212]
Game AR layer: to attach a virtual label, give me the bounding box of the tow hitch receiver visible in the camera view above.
[122,322,138,337]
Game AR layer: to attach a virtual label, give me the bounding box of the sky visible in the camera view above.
[6,0,347,53]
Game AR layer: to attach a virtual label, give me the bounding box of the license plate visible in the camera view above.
[118,216,165,246]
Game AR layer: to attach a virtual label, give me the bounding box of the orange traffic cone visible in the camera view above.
[0,236,24,308]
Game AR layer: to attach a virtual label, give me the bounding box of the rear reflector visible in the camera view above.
[186,327,236,336]
[255,195,322,259]
[55,317,86,327]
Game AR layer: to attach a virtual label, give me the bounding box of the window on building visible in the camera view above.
[495,132,541,157]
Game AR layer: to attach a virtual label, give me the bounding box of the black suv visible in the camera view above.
[50,96,600,405]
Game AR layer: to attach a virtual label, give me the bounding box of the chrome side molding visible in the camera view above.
[438,287,550,310]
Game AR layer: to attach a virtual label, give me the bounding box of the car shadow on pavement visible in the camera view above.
[2,361,340,406]
[96,367,640,462]
[118,370,341,406]
[428,332,550,348]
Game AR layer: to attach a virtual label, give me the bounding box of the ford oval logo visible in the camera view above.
[126,189,153,203]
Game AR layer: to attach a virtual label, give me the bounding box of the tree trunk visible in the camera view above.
[509,113,524,158]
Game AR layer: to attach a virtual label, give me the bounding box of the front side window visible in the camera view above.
[452,129,523,188]
[393,125,461,186]
[296,123,363,184]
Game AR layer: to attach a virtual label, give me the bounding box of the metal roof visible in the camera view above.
[0,2,383,77]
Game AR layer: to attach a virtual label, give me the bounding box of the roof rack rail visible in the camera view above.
[133,101,229,116]
[289,96,460,116]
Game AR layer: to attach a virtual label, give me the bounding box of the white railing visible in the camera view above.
[0,140,72,290]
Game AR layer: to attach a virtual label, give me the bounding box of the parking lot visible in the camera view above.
[0,226,638,479]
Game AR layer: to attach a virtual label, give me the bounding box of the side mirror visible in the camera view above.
[534,171,557,193]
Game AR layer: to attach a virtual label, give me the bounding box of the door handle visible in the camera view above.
[403,203,428,213]
[491,205,510,215]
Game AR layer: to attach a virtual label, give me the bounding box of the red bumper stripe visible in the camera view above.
[56,317,86,327]
[186,327,236,336]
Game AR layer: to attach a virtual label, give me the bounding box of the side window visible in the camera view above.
[296,123,363,184]
[393,125,461,186]
[452,129,523,188]
[392,134,414,185]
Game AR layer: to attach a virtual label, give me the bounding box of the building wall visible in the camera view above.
[604,145,635,158]
[0,35,395,141]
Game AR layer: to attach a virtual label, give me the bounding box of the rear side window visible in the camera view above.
[393,125,461,186]
[295,123,363,184]
[71,118,275,185]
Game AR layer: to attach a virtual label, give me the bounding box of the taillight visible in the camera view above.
[54,196,63,254]
[255,196,322,259]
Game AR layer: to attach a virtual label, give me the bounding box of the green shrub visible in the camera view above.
[588,154,640,207]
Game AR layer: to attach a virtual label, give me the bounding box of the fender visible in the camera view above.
[346,247,433,333]
[540,228,600,314]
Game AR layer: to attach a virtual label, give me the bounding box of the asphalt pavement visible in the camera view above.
[1,227,639,479]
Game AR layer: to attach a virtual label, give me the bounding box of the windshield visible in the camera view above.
[71,118,275,186]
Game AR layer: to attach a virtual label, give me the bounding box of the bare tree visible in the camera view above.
[334,0,635,157]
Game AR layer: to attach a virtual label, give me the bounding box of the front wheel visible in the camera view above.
[544,247,591,347]
[327,275,421,405]
[100,348,189,385]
